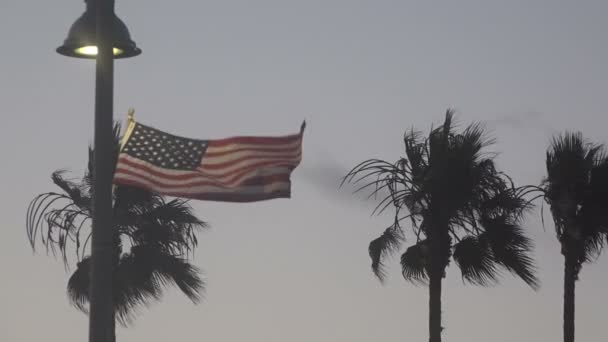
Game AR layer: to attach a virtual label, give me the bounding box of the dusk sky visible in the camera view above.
[1,0,607,341]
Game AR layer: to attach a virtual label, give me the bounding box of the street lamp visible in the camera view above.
[57,0,141,58]
[57,1,140,341]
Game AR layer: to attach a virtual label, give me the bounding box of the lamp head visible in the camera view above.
[57,0,141,59]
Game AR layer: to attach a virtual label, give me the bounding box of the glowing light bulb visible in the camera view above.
[74,46,124,56]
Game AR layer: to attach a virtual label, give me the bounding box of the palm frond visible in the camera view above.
[67,257,91,313]
[114,245,204,325]
[132,246,202,298]
[368,227,403,281]
[113,185,164,213]
[52,170,91,210]
[482,187,533,221]
[403,129,427,181]
[581,157,608,237]
[113,248,166,325]
[400,241,429,284]
[151,252,204,303]
[453,236,499,286]
[26,189,91,264]
[119,198,206,256]
[480,216,539,289]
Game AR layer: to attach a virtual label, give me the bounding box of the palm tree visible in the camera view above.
[26,124,206,335]
[343,110,538,342]
[541,132,608,342]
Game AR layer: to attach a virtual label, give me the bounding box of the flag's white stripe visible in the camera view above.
[202,146,301,165]
[206,138,302,155]
[115,173,291,194]
[116,164,292,188]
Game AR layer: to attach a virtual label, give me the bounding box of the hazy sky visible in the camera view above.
[1,0,607,341]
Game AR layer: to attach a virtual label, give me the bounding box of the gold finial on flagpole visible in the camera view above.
[120,108,137,151]
[127,108,135,123]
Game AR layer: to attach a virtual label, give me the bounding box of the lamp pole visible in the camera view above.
[90,0,115,340]
[57,1,140,340]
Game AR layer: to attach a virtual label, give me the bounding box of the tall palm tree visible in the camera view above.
[26,124,206,333]
[343,110,538,342]
[541,132,608,342]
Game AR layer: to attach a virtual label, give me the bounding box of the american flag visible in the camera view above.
[113,121,304,202]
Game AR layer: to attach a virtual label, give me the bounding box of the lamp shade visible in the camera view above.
[57,1,141,59]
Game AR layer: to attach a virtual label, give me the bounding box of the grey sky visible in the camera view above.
[1,0,607,341]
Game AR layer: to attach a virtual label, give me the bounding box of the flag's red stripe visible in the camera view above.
[201,152,301,170]
[204,145,301,158]
[117,155,297,183]
[209,133,302,148]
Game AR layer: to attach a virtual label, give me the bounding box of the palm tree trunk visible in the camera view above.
[428,270,442,342]
[563,253,576,342]
[428,230,444,342]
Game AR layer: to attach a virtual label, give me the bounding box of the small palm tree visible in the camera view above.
[541,132,608,342]
[343,110,538,342]
[26,124,206,329]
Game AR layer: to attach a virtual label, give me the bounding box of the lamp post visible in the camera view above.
[57,1,140,341]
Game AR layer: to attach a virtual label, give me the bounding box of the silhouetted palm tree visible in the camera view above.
[26,124,206,332]
[541,132,608,342]
[343,110,538,342]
